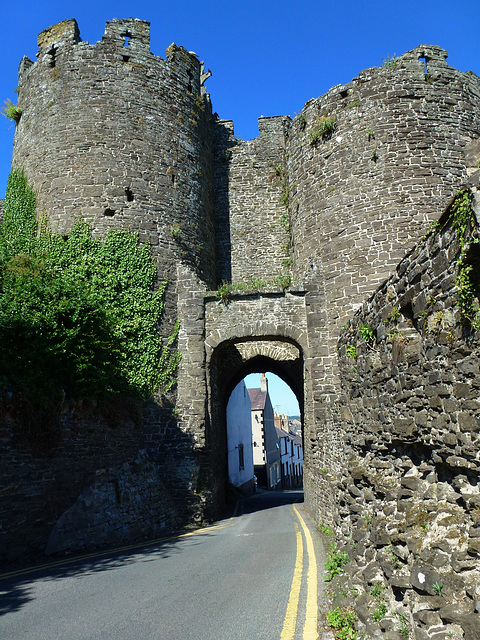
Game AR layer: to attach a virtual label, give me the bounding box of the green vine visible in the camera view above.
[269,163,290,217]
[450,189,480,327]
[0,169,180,408]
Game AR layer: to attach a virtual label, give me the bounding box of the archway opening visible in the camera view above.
[208,337,304,509]
[208,339,303,494]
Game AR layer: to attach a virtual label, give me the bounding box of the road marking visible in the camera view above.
[293,505,318,640]
[280,520,304,640]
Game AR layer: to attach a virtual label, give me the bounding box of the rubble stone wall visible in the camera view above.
[329,193,480,639]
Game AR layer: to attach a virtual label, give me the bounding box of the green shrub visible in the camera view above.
[346,344,357,360]
[360,323,375,343]
[2,99,22,122]
[324,543,350,581]
[397,613,409,636]
[318,522,333,535]
[170,225,181,239]
[309,115,336,144]
[370,583,385,598]
[432,581,444,595]
[389,306,400,322]
[0,169,180,408]
[275,272,292,289]
[327,607,357,640]
[383,54,399,70]
[372,602,387,622]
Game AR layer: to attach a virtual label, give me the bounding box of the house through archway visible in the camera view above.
[226,371,302,493]
[207,336,305,505]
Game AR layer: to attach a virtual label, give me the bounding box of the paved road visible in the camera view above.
[0,490,325,640]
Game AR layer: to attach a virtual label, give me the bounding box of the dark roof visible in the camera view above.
[275,427,289,439]
[248,388,266,410]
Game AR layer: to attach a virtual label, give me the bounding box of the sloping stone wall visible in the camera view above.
[327,191,480,639]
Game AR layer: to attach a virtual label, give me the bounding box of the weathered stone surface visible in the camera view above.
[332,186,480,637]
[2,22,480,640]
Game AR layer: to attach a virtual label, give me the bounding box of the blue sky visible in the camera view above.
[1,0,480,198]
[244,373,300,417]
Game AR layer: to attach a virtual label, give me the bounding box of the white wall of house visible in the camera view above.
[226,380,254,489]
[251,409,265,466]
[277,428,304,488]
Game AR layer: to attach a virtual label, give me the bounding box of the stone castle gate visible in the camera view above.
[4,17,480,556]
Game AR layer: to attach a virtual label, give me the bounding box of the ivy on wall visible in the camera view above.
[0,169,180,408]
[451,189,480,329]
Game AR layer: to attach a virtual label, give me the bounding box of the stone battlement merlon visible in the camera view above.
[37,19,81,54]
[28,18,203,86]
[17,18,206,98]
[103,18,151,51]
[410,44,448,66]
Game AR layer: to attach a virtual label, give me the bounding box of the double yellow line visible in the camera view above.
[280,505,318,640]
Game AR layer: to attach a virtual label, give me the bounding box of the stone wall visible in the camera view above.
[45,451,177,555]
[213,116,291,283]
[327,191,480,639]
[0,396,197,567]
[286,45,480,522]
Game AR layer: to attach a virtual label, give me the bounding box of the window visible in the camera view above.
[238,444,244,471]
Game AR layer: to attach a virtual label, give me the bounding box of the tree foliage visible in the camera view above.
[0,169,180,406]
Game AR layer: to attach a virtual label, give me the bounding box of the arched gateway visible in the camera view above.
[175,265,311,513]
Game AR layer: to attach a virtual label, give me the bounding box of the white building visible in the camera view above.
[226,380,255,493]
[276,428,303,488]
[248,374,281,489]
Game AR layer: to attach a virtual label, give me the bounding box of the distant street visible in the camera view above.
[0,490,325,640]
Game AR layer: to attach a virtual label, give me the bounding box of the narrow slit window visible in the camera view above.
[48,46,57,68]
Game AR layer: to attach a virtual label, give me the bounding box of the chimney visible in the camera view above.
[261,373,267,393]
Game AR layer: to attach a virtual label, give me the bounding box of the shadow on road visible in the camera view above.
[0,530,207,617]
[234,488,304,516]
[0,489,304,618]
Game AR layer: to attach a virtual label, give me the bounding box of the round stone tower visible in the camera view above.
[286,44,480,378]
[12,18,216,285]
